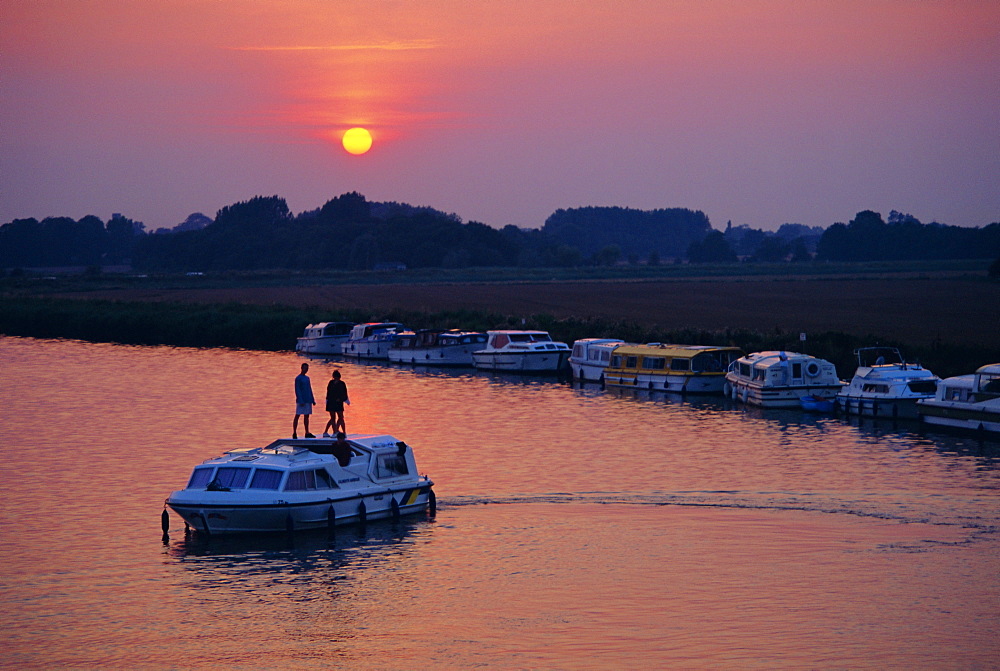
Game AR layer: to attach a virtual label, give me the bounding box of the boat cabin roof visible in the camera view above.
[737,351,825,366]
[350,322,404,337]
[613,343,742,358]
[211,434,408,468]
[976,363,1000,377]
[303,321,354,334]
[487,330,552,336]
[573,338,625,348]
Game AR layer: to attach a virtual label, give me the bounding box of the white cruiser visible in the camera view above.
[388,329,488,366]
[569,338,626,382]
[340,322,406,359]
[725,351,843,408]
[917,363,1000,434]
[165,434,435,535]
[836,347,939,419]
[295,321,355,355]
[472,330,570,373]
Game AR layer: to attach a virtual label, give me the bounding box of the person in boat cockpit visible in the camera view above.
[293,363,316,439]
[332,432,352,467]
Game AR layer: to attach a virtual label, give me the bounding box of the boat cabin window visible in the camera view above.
[791,363,803,378]
[625,356,638,368]
[739,362,751,378]
[491,334,510,348]
[671,358,690,372]
[376,453,410,478]
[861,383,890,394]
[284,469,337,491]
[187,467,214,489]
[643,357,666,370]
[907,380,938,394]
[600,351,610,362]
[752,367,766,381]
[691,353,722,373]
[214,467,251,489]
[611,355,622,367]
[980,375,1000,394]
[573,344,584,358]
[248,468,283,490]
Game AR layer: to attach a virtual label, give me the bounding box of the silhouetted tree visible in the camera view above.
[688,231,737,263]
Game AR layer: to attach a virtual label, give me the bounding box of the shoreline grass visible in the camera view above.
[2,295,996,379]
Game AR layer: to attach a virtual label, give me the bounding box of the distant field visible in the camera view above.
[51,276,999,348]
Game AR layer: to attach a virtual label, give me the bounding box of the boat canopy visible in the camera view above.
[611,344,743,360]
[976,364,1000,394]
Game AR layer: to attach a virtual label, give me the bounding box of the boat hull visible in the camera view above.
[917,399,1000,434]
[341,340,395,359]
[167,484,434,535]
[726,381,843,408]
[604,371,726,394]
[836,394,923,419]
[570,362,608,382]
[473,350,569,372]
[295,336,348,355]
[388,346,478,366]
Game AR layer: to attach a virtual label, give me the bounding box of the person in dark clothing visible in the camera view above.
[293,363,316,439]
[323,369,351,436]
[332,432,352,467]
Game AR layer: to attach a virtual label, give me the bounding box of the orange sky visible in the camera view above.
[2,0,998,230]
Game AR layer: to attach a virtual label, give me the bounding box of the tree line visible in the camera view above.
[2,192,998,272]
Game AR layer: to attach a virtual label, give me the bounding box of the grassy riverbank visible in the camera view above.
[2,295,997,379]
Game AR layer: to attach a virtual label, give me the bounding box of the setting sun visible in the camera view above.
[342,127,373,155]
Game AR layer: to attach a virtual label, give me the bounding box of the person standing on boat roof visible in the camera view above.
[323,369,350,436]
[293,363,316,439]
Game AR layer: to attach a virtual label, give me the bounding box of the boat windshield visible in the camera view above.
[857,347,904,367]
[907,380,938,394]
[509,333,551,343]
[375,453,410,478]
[979,373,1000,395]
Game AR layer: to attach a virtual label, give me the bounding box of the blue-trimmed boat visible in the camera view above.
[165,434,435,535]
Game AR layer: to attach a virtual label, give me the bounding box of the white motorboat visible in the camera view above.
[836,347,939,419]
[165,434,435,535]
[340,322,406,359]
[295,321,355,355]
[917,363,1000,434]
[603,343,743,393]
[725,351,843,408]
[388,329,488,366]
[472,330,570,373]
[569,338,625,381]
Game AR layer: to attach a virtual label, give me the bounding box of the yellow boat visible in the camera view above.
[604,343,743,394]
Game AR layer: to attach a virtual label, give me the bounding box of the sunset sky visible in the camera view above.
[2,0,997,232]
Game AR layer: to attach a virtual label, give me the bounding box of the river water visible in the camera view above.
[1,336,998,669]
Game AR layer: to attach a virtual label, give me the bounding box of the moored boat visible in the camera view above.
[165,434,434,535]
[836,347,939,419]
[388,329,488,366]
[603,343,743,394]
[295,321,355,355]
[569,338,626,382]
[340,322,406,359]
[472,330,570,373]
[917,363,1000,434]
[725,351,843,408]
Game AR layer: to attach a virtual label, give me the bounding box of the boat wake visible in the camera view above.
[442,490,999,541]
